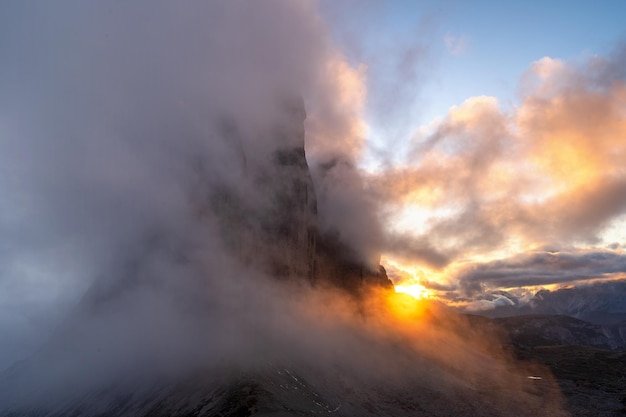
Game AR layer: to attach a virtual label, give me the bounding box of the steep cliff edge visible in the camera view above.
[210,97,318,283]
[314,232,393,293]
[209,96,391,292]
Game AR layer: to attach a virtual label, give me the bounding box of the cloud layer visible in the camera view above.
[457,248,626,294]
[372,48,626,293]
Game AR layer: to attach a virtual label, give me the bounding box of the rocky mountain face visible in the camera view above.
[527,284,626,325]
[314,233,393,294]
[209,96,391,292]
[209,97,318,283]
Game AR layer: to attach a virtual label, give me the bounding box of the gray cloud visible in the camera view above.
[457,249,626,295]
[383,233,452,269]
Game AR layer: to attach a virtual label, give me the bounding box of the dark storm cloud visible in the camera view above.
[457,249,626,294]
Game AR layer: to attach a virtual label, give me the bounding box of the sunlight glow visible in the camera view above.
[395,283,431,300]
[385,291,429,322]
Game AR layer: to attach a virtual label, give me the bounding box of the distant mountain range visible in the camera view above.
[465,313,626,351]
[471,280,626,326]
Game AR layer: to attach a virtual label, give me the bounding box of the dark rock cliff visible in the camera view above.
[209,96,391,292]
[210,97,318,283]
[314,232,393,293]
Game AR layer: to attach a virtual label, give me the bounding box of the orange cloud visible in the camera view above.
[518,70,626,194]
[374,49,626,291]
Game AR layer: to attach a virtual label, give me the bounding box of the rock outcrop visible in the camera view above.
[209,95,391,292]
[314,232,393,293]
[210,96,318,283]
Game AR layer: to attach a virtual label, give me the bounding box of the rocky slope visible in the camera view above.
[1,306,571,417]
[460,313,626,416]
[0,363,568,417]
[511,345,626,417]
[4,296,625,416]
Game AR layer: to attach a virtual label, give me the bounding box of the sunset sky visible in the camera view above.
[318,1,626,306]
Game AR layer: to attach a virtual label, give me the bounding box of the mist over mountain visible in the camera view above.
[0,0,381,370]
[2,2,625,417]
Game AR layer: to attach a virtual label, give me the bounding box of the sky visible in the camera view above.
[317,1,626,306]
[1,0,626,377]
[333,1,626,127]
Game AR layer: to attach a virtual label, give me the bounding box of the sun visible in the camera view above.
[394,283,431,299]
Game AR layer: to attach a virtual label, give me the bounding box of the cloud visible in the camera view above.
[320,1,439,155]
[457,248,626,294]
[463,294,516,313]
[371,47,626,281]
[372,96,514,263]
[383,233,452,269]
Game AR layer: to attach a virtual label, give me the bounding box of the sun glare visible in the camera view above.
[382,257,440,301]
[384,291,429,323]
[394,283,430,299]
